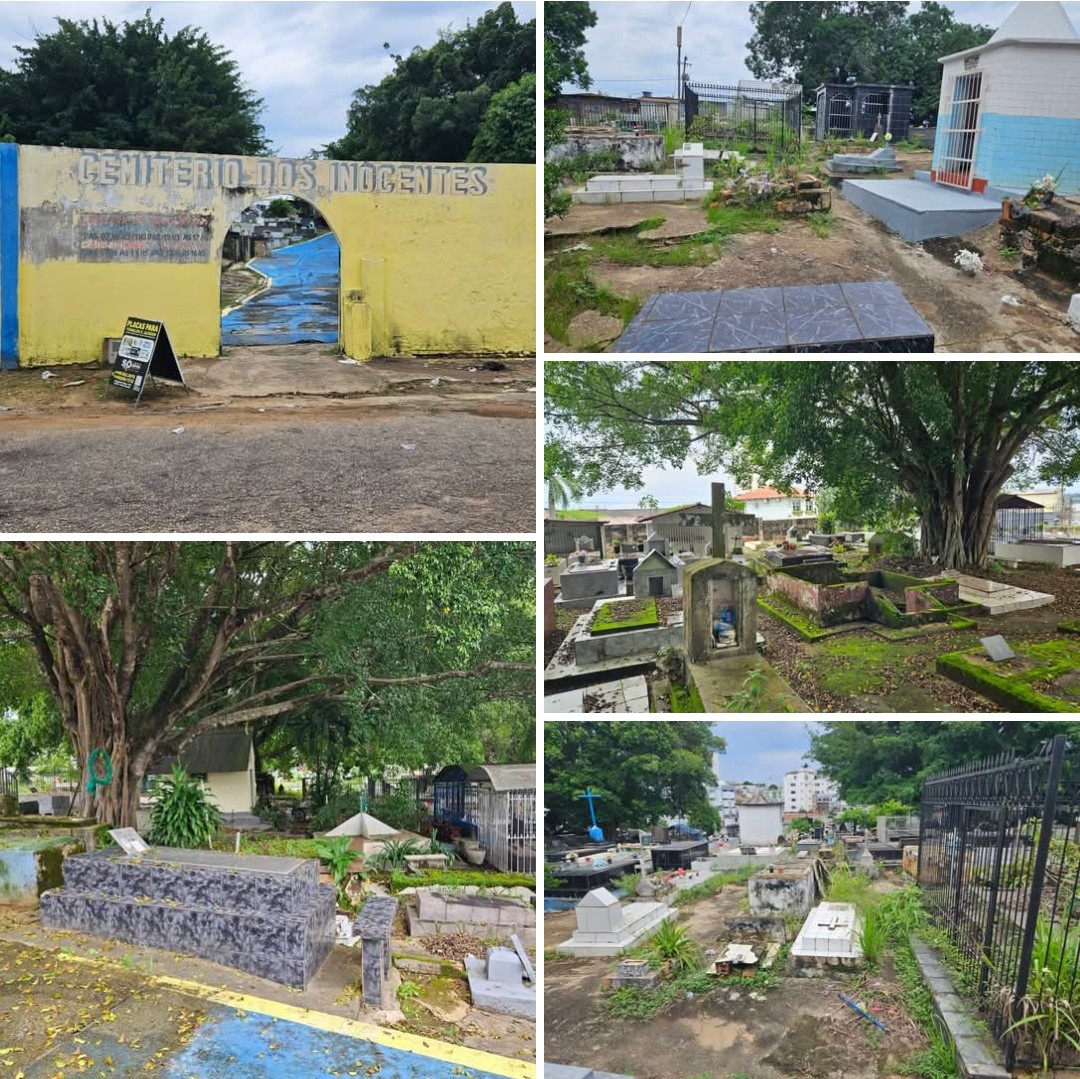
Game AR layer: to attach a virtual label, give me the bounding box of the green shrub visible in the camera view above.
[310,789,360,832]
[388,868,535,892]
[148,765,221,849]
[369,788,423,832]
[368,837,427,871]
[648,920,701,973]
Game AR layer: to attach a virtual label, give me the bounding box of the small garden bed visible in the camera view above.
[937,639,1080,713]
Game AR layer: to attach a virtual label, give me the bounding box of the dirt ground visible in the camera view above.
[546,150,1079,353]
[0,907,535,1067]
[545,883,929,1079]
[0,348,536,532]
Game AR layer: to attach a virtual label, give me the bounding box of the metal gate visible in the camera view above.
[937,71,983,189]
[827,91,853,139]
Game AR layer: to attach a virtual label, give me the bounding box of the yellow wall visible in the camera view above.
[17,145,535,364]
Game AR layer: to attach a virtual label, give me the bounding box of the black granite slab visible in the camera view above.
[614,281,935,353]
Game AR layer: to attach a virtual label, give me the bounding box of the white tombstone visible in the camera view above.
[575,887,623,934]
[487,946,525,985]
[1068,294,1080,334]
[673,142,720,185]
[791,902,862,960]
[556,886,677,957]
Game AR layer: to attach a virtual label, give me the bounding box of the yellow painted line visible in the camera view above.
[51,948,535,1078]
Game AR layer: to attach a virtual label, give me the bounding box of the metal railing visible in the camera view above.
[553,95,677,133]
[919,735,1080,1068]
[684,81,802,152]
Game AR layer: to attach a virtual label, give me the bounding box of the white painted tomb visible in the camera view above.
[791,902,863,966]
[555,886,676,957]
[573,142,717,205]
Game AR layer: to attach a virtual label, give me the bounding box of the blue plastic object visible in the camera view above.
[578,787,604,842]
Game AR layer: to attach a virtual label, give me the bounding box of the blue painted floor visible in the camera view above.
[222,231,339,346]
[32,1003,511,1078]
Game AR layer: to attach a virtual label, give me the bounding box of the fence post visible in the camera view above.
[978,803,1009,999]
[1009,735,1067,1065]
[951,806,970,928]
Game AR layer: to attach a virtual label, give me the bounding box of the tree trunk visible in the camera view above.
[918,478,1001,571]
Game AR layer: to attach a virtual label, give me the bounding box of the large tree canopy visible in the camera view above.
[545,721,724,835]
[746,1,993,123]
[0,542,533,825]
[545,361,1080,570]
[544,1,597,99]
[326,2,534,163]
[811,721,1080,805]
[0,12,268,153]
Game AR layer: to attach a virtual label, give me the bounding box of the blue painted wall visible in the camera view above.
[975,113,1080,193]
[0,142,18,368]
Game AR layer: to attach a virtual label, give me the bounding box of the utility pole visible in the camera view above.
[676,24,683,103]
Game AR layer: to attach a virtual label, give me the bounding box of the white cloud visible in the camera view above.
[571,1,1080,95]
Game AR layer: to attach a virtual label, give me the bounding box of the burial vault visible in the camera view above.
[0,144,534,367]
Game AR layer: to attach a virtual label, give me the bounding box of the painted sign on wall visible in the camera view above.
[77,212,213,263]
[75,151,492,197]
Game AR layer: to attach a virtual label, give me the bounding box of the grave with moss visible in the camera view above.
[591,597,660,635]
[762,560,979,639]
[937,639,1080,712]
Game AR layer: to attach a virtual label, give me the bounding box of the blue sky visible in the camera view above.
[570,2,1080,96]
[0,2,535,157]
[710,721,822,786]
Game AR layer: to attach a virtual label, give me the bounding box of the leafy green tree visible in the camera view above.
[543,2,597,218]
[468,73,535,163]
[0,12,268,153]
[544,361,1080,569]
[265,198,294,218]
[746,1,992,123]
[327,3,534,163]
[811,722,1080,805]
[0,639,66,779]
[0,542,533,826]
[544,1,597,98]
[545,721,724,834]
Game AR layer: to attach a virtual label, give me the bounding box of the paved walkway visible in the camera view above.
[222,232,339,346]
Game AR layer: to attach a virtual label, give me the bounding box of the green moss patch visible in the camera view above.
[1059,620,1080,635]
[757,594,831,641]
[670,682,705,713]
[937,639,1080,713]
[591,598,659,635]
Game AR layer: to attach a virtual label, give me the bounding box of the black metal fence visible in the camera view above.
[919,736,1080,1068]
[684,81,802,152]
[0,768,17,799]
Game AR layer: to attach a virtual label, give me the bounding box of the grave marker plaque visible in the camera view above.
[980,635,1016,662]
[108,827,149,855]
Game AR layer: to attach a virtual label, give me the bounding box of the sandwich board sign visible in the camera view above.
[109,316,187,404]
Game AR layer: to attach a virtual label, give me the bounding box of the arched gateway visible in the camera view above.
[0,144,534,368]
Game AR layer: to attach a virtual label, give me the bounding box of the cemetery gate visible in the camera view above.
[918,735,1080,1069]
[684,81,801,153]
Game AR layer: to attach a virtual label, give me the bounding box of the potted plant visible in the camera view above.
[1026,169,1065,209]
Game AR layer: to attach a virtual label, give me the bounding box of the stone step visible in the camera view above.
[40,883,335,989]
[60,847,318,915]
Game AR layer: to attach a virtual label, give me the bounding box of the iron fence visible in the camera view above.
[0,768,16,799]
[919,735,1080,1068]
[553,95,678,133]
[684,81,802,152]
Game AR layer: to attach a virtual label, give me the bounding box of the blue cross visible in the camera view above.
[578,787,604,842]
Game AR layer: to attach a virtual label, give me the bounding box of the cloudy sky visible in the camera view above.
[0,1,534,157]
[710,721,822,786]
[571,1,1080,96]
